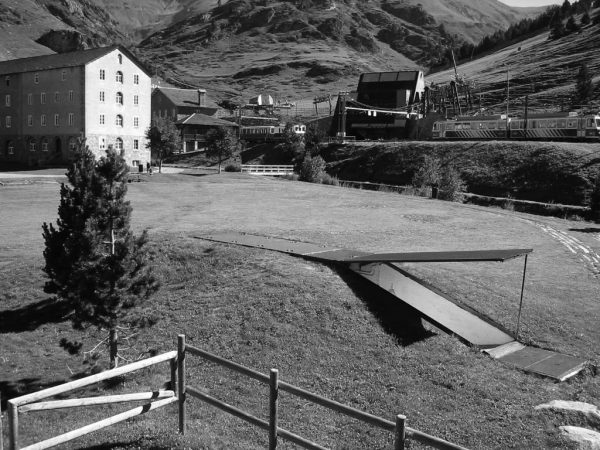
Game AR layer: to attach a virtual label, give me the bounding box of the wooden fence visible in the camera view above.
[177,335,469,450]
[1,336,470,449]
[3,351,178,450]
[241,165,294,176]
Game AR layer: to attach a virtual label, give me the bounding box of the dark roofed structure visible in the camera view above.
[176,113,238,128]
[0,45,150,76]
[152,87,219,117]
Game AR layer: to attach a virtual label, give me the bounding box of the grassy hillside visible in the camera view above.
[136,0,539,100]
[322,141,600,206]
[1,173,599,448]
[428,7,600,113]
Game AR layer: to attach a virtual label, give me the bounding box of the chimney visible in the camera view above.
[197,89,206,107]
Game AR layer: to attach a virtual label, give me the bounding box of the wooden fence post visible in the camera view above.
[177,334,186,434]
[394,414,406,450]
[7,400,17,450]
[170,358,177,395]
[269,369,279,450]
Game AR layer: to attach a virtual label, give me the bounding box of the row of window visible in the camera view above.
[4,137,141,155]
[3,114,141,128]
[99,70,140,85]
[99,114,140,127]
[101,91,139,105]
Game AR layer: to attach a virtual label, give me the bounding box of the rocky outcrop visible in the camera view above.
[36,30,89,53]
[560,426,600,450]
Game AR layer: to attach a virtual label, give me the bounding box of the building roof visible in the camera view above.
[176,113,238,127]
[0,45,151,76]
[153,87,219,109]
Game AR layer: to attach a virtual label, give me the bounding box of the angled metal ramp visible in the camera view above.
[198,232,587,381]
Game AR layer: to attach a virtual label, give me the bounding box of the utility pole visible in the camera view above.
[506,70,510,138]
[524,95,529,140]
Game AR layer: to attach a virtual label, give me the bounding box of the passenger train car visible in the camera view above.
[432,112,600,140]
[240,124,306,141]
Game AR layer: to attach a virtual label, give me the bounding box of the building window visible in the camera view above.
[5,94,10,107]
[116,92,123,105]
[41,138,49,152]
[34,73,39,83]
[118,54,123,64]
[115,137,123,151]
[54,92,60,103]
[54,114,60,126]
[116,115,123,127]
[99,137,106,150]
[69,90,74,102]
[100,69,105,80]
[5,116,11,128]
[29,140,37,152]
[5,76,9,87]
[134,74,139,85]
[27,115,33,127]
[100,91,105,102]
[61,70,66,81]
[68,113,74,126]
[116,71,123,83]
[100,114,105,125]
[69,138,78,152]
[41,92,46,104]
[41,114,47,126]
[27,93,33,105]
[133,139,139,150]
[134,95,139,106]
[134,116,139,128]
[7,141,14,155]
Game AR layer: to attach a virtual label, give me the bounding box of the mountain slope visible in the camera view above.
[137,0,540,100]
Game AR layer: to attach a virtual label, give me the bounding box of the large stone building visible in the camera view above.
[0,45,151,167]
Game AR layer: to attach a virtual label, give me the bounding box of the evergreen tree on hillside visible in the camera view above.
[582,11,591,25]
[565,15,581,32]
[549,20,566,39]
[561,0,572,16]
[572,62,594,107]
[43,144,158,368]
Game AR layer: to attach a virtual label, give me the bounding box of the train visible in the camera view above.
[239,124,306,141]
[432,112,600,140]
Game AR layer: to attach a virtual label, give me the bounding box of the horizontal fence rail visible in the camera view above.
[182,337,468,450]
[6,351,178,450]
[241,165,294,175]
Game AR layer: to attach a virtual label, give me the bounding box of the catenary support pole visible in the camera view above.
[269,369,279,450]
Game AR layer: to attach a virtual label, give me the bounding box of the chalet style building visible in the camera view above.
[152,87,237,153]
[0,45,151,167]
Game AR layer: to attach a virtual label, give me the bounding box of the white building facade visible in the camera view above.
[0,45,151,168]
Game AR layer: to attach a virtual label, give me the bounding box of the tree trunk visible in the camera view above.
[218,154,222,174]
[159,158,163,174]
[109,327,118,369]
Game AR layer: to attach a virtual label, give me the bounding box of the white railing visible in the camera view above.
[241,165,294,176]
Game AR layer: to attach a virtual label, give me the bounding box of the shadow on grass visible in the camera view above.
[0,298,71,333]
[80,443,172,450]
[569,227,600,233]
[335,267,435,346]
[0,378,67,409]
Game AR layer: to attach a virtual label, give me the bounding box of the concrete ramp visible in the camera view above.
[197,233,587,381]
[349,262,515,348]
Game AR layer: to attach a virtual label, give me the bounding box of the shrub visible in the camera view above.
[281,173,299,181]
[438,166,466,202]
[224,162,241,172]
[321,173,339,186]
[412,155,441,189]
[299,155,326,183]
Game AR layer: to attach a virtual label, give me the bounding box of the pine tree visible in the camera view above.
[572,62,594,107]
[581,11,591,25]
[565,15,581,32]
[549,20,566,39]
[43,143,158,368]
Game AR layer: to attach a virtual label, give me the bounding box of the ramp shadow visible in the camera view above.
[334,266,435,346]
[0,298,71,333]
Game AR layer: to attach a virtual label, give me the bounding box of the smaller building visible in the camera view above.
[176,113,238,153]
[151,87,219,120]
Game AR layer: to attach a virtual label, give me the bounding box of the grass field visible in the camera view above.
[1,170,599,449]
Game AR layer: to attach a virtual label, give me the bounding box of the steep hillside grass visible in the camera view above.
[323,141,600,206]
[1,173,599,449]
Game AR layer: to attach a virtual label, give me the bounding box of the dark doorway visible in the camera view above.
[55,138,62,154]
